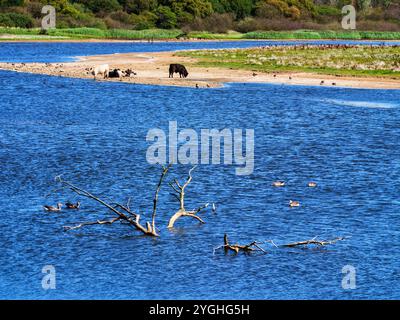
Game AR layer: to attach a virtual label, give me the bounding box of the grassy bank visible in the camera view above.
[0,27,182,40]
[177,45,400,79]
[2,27,400,41]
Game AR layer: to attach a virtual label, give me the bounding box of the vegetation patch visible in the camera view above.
[178,45,400,78]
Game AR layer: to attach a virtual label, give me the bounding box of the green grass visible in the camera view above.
[244,30,400,40]
[178,45,400,79]
[47,28,182,39]
[0,27,182,40]
[186,31,244,40]
[2,27,400,41]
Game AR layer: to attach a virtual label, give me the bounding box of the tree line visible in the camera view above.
[1,0,399,31]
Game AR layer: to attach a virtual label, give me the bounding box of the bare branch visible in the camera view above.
[152,164,172,232]
[169,182,181,194]
[192,203,209,215]
[281,236,348,248]
[64,217,121,231]
[182,165,197,190]
[167,166,211,228]
[173,179,182,190]
[55,168,171,237]
[169,192,181,201]
[214,235,347,254]
[213,234,268,254]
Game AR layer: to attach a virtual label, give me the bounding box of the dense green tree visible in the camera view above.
[208,0,226,13]
[155,5,177,28]
[0,0,399,30]
[118,0,158,14]
[76,0,122,13]
[0,0,23,7]
[357,0,372,10]
[208,0,254,19]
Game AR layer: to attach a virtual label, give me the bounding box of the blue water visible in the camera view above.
[0,42,399,300]
[0,39,399,63]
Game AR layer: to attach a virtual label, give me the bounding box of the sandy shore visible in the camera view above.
[1,50,399,89]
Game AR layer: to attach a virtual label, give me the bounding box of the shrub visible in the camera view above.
[130,11,157,30]
[120,0,158,15]
[0,13,13,27]
[235,17,260,33]
[288,6,301,19]
[0,12,34,28]
[81,0,122,14]
[26,1,45,19]
[255,2,283,19]
[187,13,234,33]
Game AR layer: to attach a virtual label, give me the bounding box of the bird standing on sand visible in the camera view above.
[43,203,62,212]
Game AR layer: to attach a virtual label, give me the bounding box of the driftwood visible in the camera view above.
[167,166,210,228]
[57,164,171,237]
[280,236,347,248]
[213,235,347,254]
[64,217,121,231]
[213,234,268,254]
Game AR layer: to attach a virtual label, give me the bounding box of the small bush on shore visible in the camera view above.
[0,12,34,28]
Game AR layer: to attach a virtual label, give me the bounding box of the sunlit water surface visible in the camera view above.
[0,41,399,299]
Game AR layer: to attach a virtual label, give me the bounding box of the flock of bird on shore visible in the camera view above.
[251,72,337,86]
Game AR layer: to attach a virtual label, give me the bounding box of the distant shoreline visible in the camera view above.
[1,48,399,90]
[2,38,400,43]
[2,28,400,42]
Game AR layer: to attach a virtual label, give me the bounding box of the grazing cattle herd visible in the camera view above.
[81,62,337,88]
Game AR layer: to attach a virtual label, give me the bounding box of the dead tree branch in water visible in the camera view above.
[167,166,210,228]
[64,217,122,231]
[213,234,268,254]
[213,235,348,254]
[280,236,348,248]
[56,164,171,237]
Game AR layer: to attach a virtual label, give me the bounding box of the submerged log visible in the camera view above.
[213,234,268,254]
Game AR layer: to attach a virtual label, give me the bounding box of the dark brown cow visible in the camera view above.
[169,64,189,78]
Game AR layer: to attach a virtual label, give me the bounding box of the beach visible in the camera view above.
[1,50,400,89]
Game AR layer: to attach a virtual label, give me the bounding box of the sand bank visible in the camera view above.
[1,50,399,89]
